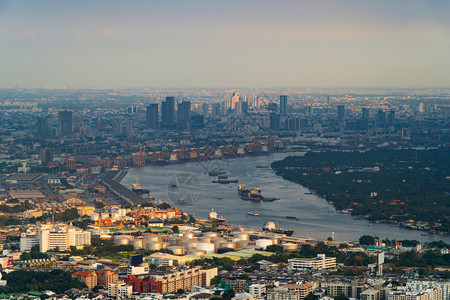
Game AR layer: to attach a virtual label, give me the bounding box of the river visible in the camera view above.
[121,152,450,244]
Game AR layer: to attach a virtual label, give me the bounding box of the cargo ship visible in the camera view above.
[208,208,226,225]
[212,175,239,184]
[239,185,279,202]
[238,184,249,197]
[262,220,294,236]
[131,175,149,195]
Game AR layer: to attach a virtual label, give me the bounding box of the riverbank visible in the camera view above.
[121,152,450,243]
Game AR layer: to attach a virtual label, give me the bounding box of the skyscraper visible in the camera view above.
[58,110,73,136]
[362,108,370,120]
[161,96,176,129]
[280,95,287,116]
[269,113,280,130]
[177,101,191,130]
[36,115,50,139]
[337,105,345,122]
[146,104,159,129]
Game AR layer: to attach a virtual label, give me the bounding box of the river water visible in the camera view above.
[122,152,450,244]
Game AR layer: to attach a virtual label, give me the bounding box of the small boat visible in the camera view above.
[247,212,259,216]
[286,216,298,220]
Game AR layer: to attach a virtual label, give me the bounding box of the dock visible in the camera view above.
[101,170,146,206]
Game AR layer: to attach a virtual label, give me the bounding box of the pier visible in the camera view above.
[101,170,146,206]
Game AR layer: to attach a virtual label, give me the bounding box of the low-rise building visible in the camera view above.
[72,271,97,290]
[288,254,336,271]
[108,282,133,298]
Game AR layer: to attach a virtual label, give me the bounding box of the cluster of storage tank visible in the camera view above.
[112,230,287,254]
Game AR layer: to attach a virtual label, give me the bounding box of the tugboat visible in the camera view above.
[208,208,226,225]
[262,220,294,236]
[132,175,149,195]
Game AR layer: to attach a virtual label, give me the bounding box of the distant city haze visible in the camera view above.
[1,0,450,88]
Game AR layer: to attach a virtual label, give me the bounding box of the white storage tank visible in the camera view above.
[256,239,273,249]
[167,246,186,255]
[131,238,144,249]
[181,240,199,249]
[219,241,236,249]
[144,235,160,243]
[183,232,194,239]
[114,235,131,245]
[146,242,165,251]
[203,232,218,238]
[233,232,249,241]
[199,237,212,243]
[212,237,225,248]
[197,243,215,254]
[189,249,207,256]
[236,240,249,248]
[282,243,298,251]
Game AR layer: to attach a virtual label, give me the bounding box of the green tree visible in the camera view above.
[210,276,221,286]
[359,235,375,245]
[172,225,179,233]
[222,289,235,300]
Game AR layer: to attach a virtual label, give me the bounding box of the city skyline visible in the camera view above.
[1,0,450,89]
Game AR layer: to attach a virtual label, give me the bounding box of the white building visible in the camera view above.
[288,254,336,271]
[108,282,133,298]
[249,284,267,300]
[20,224,91,252]
[388,287,442,300]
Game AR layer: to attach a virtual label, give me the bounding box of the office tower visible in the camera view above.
[269,113,280,130]
[376,109,387,127]
[40,148,53,165]
[124,119,134,135]
[202,103,209,117]
[191,113,205,129]
[161,96,176,129]
[177,101,191,130]
[337,105,345,122]
[212,103,221,117]
[418,102,425,113]
[58,110,73,136]
[280,95,287,116]
[36,115,50,139]
[387,110,395,126]
[362,107,370,120]
[112,120,123,135]
[306,105,313,116]
[327,95,330,104]
[236,99,248,115]
[146,104,159,129]
[230,92,240,109]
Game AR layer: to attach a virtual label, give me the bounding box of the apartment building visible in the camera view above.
[288,254,336,271]
[20,224,91,252]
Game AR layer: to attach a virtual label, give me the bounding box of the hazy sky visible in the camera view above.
[1,0,449,88]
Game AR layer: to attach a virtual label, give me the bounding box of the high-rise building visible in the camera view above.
[58,110,73,136]
[269,113,280,130]
[36,115,50,139]
[362,108,370,120]
[212,103,221,117]
[177,101,191,130]
[387,110,395,126]
[280,95,287,116]
[376,109,387,128]
[40,148,53,166]
[161,96,176,129]
[202,103,209,117]
[337,105,345,122]
[146,104,159,129]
